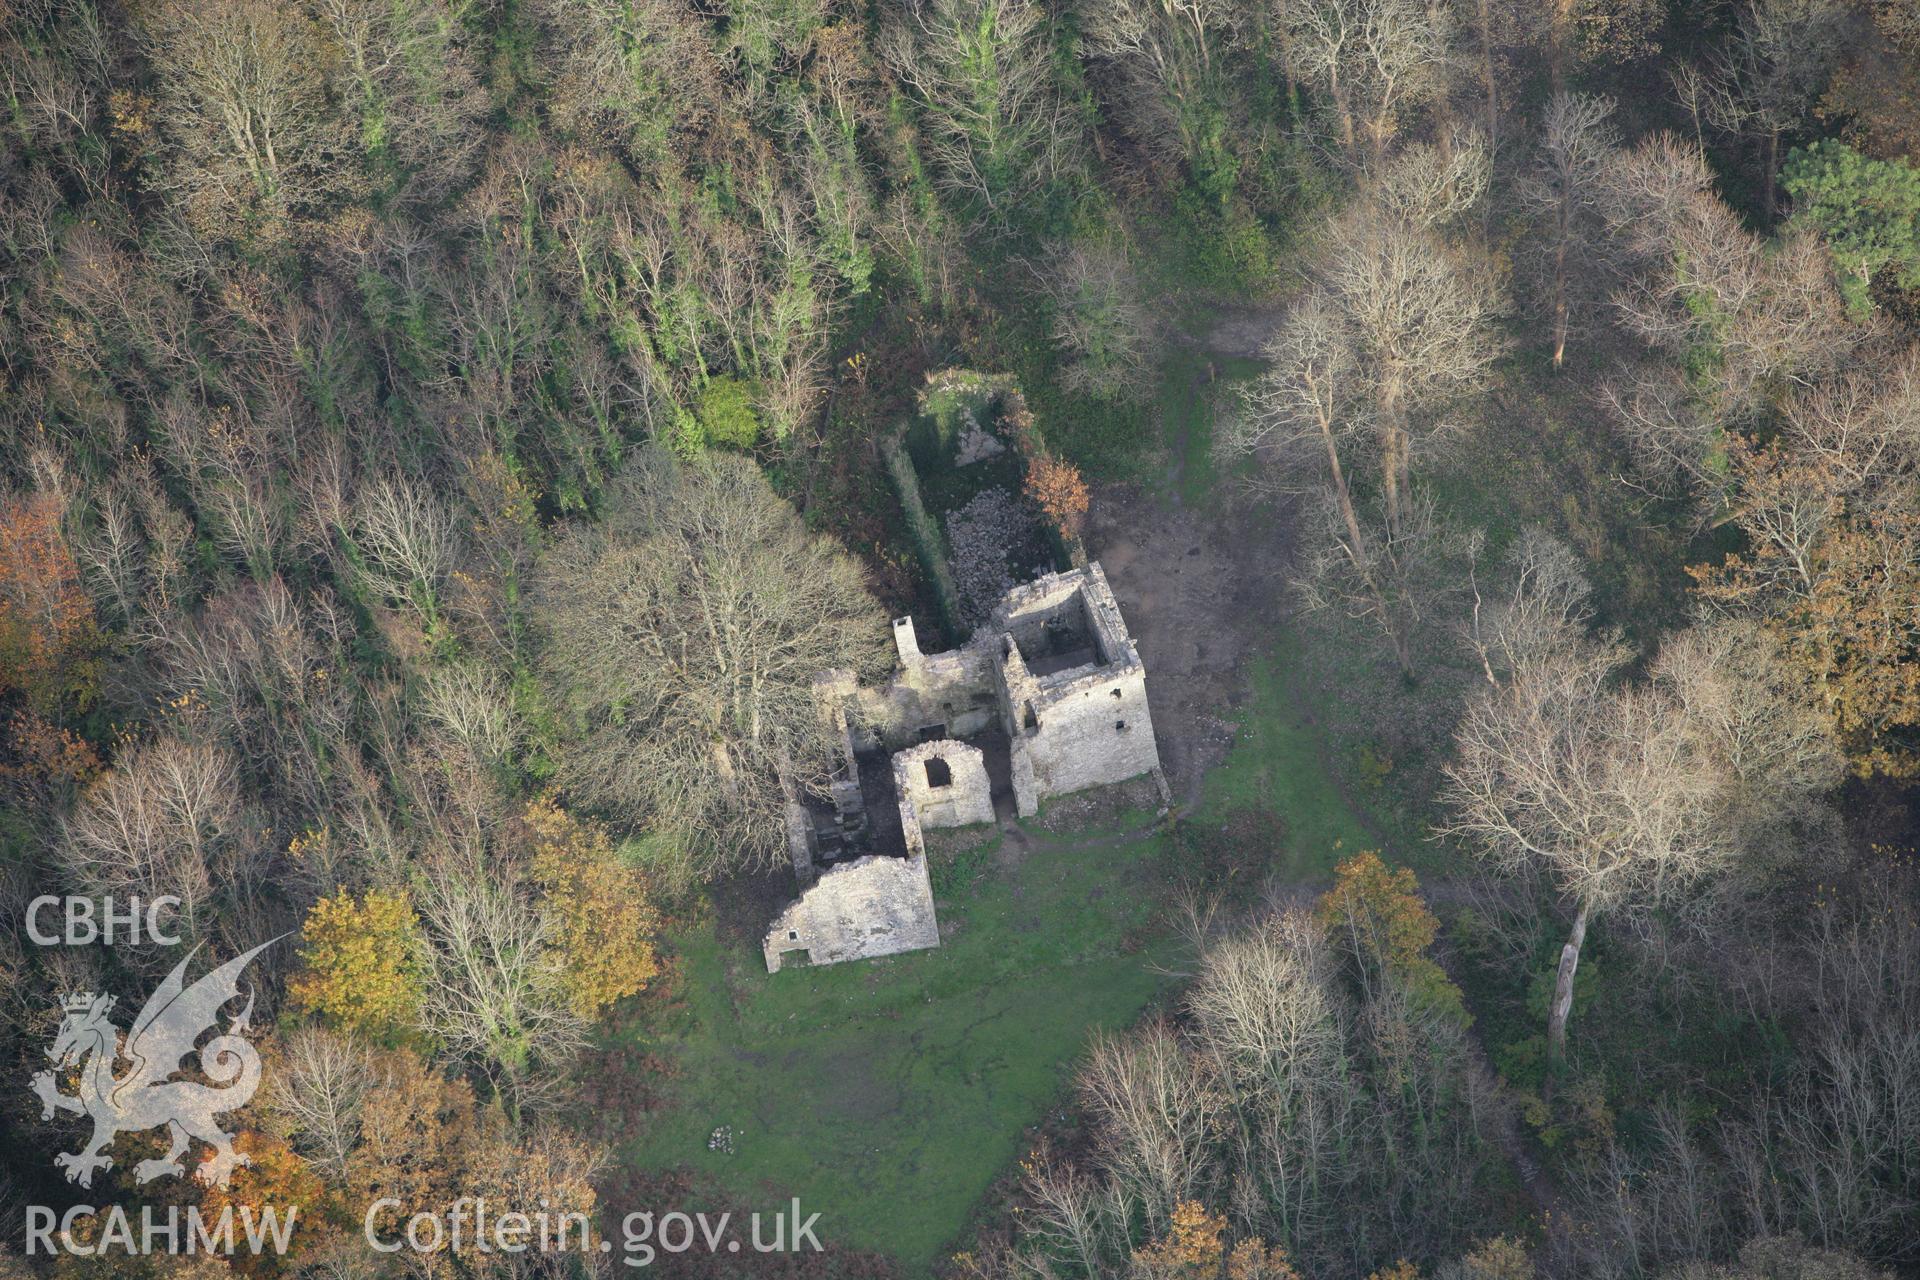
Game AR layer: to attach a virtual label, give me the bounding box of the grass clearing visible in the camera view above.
[618,825,1180,1274]
[609,625,1422,1271]
[1151,347,1263,514]
[1195,631,1436,881]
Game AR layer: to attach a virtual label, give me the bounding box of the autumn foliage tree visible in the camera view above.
[0,489,101,788]
[288,887,426,1038]
[1316,851,1467,1024]
[1693,438,1920,778]
[1131,1201,1300,1280]
[345,1046,606,1266]
[193,1130,328,1276]
[1024,452,1091,537]
[523,793,661,1018]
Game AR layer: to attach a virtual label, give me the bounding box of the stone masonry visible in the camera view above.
[761,852,938,973]
[763,563,1163,973]
[893,739,994,830]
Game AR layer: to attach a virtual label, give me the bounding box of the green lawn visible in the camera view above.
[620,822,1180,1273]
[1197,632,1433,880]
[1154,347,1264,513]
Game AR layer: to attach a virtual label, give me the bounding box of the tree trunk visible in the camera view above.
[1427,0,1456,157]
[1551,208,1569,369]
[1476,0,1498,152]
[1381,430,1403,541]
[1551,0,1574,94]
[1546,897,1591,1076]
[1762,130,1779,224]
[1323,420,1415,682]
[1379,382,1407,541]
[1332,81,1356,158]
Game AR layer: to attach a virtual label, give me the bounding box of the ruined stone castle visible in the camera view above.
[763,563,1164,972]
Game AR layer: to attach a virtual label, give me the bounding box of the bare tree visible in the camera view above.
[1224,184,1498,679]
[416,843,588,1118]
[1756,908,1920,1256]
[1282,0,1453,166]
[534,0,720,169]
[1446,536,1843,1070]
[1321,205,1503,541]
[1075,0,1245,186]
[882,0,1085,221]
[1375,128,1493,229]
[1018,1148,1126,1274]
[1185,908,1354,1249]
[1035,239,1156,404]
[1443,539,1707,1071]
[419,663,522,768]
[1672,1238,1898,1280]
[1461,524,1598,686]
[314,0,487,209]
[1080,1020,1223,1228]
[156,580,357,823]
[1651,617,1843,871]
[534,448,891,882]
[1776,345,1920,491]
[1225,294,1360,501]
[1597,131,1716,263]
[139,0,346,239]
[1018,903,1487,1274]
[351,472,463,630]
[1707,0,1847,221]
[1602,135,1858,434]
[1296,484,1457,681]
[60,735,247,935]
[1519,92,1620,368]
[1596,364,1724,496]
[262,1024,373,1179]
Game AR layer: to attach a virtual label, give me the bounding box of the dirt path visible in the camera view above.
[1086,316,1296,812]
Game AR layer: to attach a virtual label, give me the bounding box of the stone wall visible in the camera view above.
[892,739,994,829]
[1008,662,1160,812]
[995,564,1161,815]
[763,854,939,973]
[864,617,1002,749]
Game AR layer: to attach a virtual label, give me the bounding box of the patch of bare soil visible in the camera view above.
[1026,774,1164,834]
[706,868,799,958]
[923,825,996,857]
[1184,301,1290,362]
[1085,483,1292,813]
